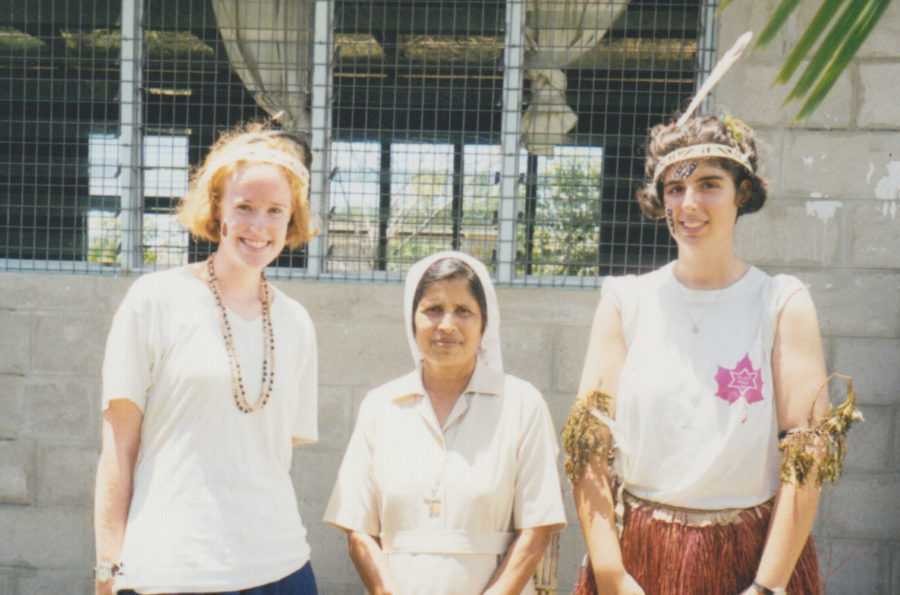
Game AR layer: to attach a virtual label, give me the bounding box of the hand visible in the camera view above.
[616,572,646,595]
[94,580,114,595]
[595,569,645,595]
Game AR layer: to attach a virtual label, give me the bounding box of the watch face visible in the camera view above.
[94,565,113,582]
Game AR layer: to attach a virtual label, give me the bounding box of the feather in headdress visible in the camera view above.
[677,31,753,126]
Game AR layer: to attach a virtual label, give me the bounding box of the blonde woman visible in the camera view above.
[94,123,319,594]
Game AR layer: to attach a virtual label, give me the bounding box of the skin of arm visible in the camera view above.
[740,289,829,594]
[94,399,143,595]
[571,295,644,595]
[346,530,402,595]
[482,525,554,595]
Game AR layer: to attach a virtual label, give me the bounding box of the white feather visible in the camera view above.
[677,31,753,126]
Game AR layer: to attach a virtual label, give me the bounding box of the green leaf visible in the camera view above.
[795,0,892,120]
[756,0,803,48]
[774,0,846,84]
[785,0,872,102]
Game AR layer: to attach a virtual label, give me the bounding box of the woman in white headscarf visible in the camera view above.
[325,251,566,594]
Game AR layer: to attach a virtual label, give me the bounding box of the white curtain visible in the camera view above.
[212,0,313,131]
[522,0,628,154]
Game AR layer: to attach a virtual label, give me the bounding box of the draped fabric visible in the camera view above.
[523,0,628,154]
[212,0,313,131]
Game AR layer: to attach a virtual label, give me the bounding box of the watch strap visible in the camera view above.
[94,562,121,583]
[753,579,786,595]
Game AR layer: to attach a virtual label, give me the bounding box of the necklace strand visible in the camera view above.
[676,280,726,334]
[207,254,275,413]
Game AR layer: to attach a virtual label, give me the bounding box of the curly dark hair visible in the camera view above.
[635,116,767,220]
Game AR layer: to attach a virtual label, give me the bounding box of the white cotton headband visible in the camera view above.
[206,144,310,191]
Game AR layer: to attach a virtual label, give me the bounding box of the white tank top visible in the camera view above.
[604,262,805,509]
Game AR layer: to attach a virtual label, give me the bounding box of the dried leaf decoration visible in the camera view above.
[779,373,864,486]
[562,389,614,485]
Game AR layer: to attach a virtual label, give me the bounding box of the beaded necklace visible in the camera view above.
[207,254,275,413]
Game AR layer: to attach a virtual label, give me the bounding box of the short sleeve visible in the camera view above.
[102,279,155,412]
[763,274,808,347]
[290,305,319,444]
[512,384,567,531]
[323,395,381,536]
[601,274,638,346]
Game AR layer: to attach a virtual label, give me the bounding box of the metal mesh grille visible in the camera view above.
[0,0,716,283]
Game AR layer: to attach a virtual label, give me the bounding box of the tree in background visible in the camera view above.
[520,158,602,277]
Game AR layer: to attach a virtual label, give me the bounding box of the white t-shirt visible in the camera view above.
[102,267,318,593]
[605,262,805,509]
[324,359,566,595]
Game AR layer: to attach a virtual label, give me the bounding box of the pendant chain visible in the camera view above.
[676,281,726,334]
[425,451,449,518]
[207,254,275,413]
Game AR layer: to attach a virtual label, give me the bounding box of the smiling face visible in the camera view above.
[662,159,747,252]
[414,277,484,375]
[216,163,293,272]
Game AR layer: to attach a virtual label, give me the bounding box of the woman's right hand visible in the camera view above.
[595,568,645,595]
[94,579,114,595]
[347,531,401,595]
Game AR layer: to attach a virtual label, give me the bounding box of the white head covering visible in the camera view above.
[403,251,503,373]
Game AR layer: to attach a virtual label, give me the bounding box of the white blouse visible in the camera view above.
[324,359,566,594]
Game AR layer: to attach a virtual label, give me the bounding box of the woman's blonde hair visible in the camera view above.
[177,121,313,249]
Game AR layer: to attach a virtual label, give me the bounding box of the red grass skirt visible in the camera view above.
[575,494,821,595]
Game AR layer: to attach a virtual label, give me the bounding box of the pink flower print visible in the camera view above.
[714,353,764,405]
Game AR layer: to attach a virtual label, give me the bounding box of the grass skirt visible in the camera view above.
[575,494,821,595]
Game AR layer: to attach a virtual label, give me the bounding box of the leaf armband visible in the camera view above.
[779,373,864,486]
[562,389,614,485]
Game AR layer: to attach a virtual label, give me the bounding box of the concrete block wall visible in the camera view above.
[1,4,899,593]
[0,274,602,594]
[720,2,900,593]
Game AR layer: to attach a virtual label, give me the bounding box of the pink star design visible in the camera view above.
[714,353,764,405]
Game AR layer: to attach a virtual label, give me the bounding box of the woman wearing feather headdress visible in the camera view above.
[564,110,861,595]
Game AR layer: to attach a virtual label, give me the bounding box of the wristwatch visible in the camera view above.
[753,579,787,595]
[94,562,121,583]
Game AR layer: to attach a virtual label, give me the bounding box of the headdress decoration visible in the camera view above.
[652,32,755,183]
[778,374,864,487]
[652,142,754,183]
[403,250,503,373]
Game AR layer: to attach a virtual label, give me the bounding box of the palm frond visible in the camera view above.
[774,0,845,84]
[785,0,870,102]
[716,0,735,14]
[722,0,891,120]
[795,0,892,120]
[756,0,802,48]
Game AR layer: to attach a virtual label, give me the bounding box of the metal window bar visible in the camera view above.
[496,0,526,284]
[0,0,716,284]
[120,0,144,273]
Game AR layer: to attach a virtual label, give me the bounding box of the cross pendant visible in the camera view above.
[424,496,441,518]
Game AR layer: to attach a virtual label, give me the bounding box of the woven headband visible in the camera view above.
[206,144,310,190]
[652,143,754,183]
